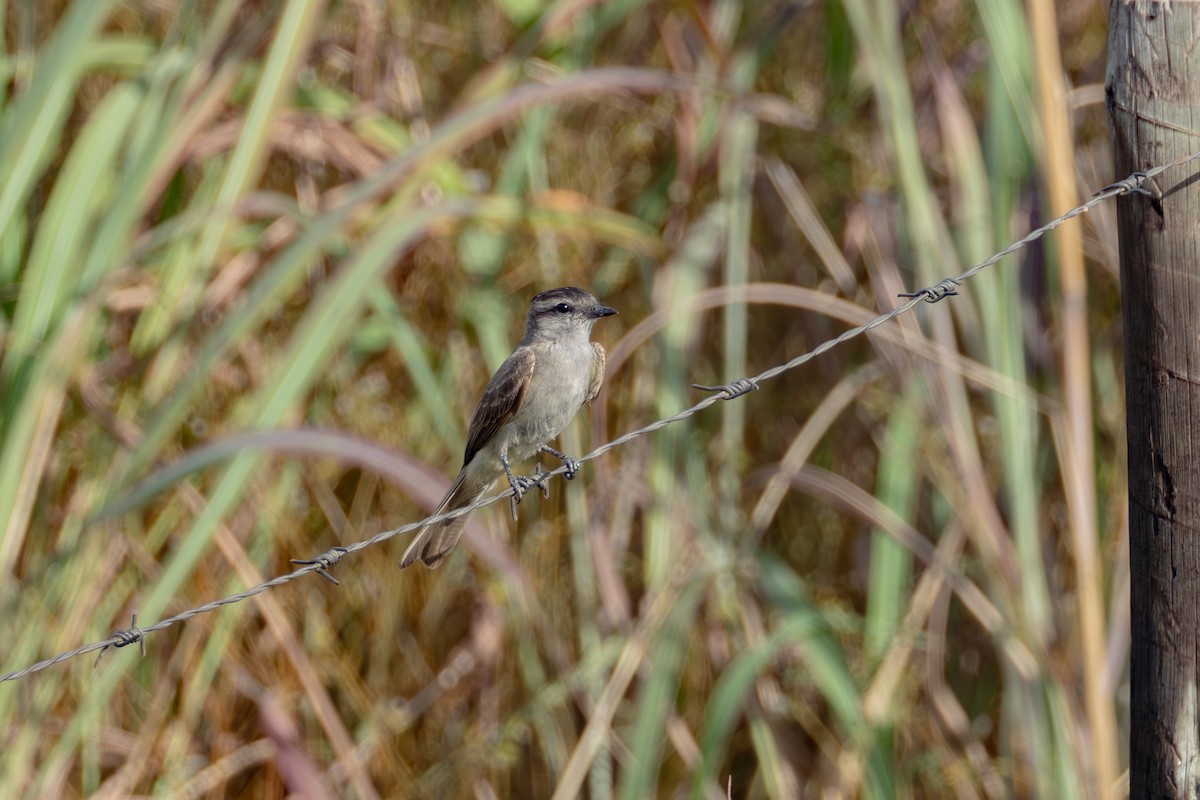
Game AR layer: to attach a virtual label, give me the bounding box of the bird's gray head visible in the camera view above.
[523,287,617,342]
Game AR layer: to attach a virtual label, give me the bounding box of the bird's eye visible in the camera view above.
[555,303,572,313]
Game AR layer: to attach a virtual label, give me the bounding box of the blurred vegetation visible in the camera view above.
[0,0,1127,797]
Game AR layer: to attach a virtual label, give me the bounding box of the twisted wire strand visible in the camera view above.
[1,152,1195,685]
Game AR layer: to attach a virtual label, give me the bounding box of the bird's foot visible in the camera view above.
[506,472,532,521]
[539,446,581,480]
[503,453,550,521]
[501,455,556,520]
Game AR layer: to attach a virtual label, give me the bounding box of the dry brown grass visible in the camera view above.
[0,0,1126,797]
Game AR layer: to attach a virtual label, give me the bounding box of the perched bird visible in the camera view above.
[399,287,618,569]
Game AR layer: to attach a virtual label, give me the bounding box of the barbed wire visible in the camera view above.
[2,152,1196,685]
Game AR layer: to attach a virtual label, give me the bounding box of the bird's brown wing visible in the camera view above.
[585,342,606,406]
[462,346,536,465]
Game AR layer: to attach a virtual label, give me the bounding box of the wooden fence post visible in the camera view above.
[1107,3,1200,797]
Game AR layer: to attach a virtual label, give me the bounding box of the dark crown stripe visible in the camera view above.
[530,287,589,307]
[532,287,592,309]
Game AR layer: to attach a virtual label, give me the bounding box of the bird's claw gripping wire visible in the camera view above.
[291,546,350,586]
[539,445,581,480]
[94,613,146,668]
[507,472,550,521]
[899,278,961,303]
[502,454,548,521]
[692,377,760,400]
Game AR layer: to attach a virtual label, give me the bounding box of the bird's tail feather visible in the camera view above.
[398,471,492,569]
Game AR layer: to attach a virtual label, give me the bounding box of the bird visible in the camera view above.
[399,287,618,569]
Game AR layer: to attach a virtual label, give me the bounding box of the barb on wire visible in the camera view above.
[692,377,759,400]
[291,546,349,586]
[899,278,960,303]
[2,152,1198,686]
[94,613,146,668]
[1094,168,1166,217]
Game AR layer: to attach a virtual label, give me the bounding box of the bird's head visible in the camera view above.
[524,287,617,341]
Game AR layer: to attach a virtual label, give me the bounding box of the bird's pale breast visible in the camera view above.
[503,337,595,460]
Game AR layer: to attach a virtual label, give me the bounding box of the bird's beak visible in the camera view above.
[590,304,618,318]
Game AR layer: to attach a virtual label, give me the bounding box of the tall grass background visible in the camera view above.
[0,0,1125,797]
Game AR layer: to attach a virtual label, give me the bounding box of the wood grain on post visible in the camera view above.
[1107,3,1200,797]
